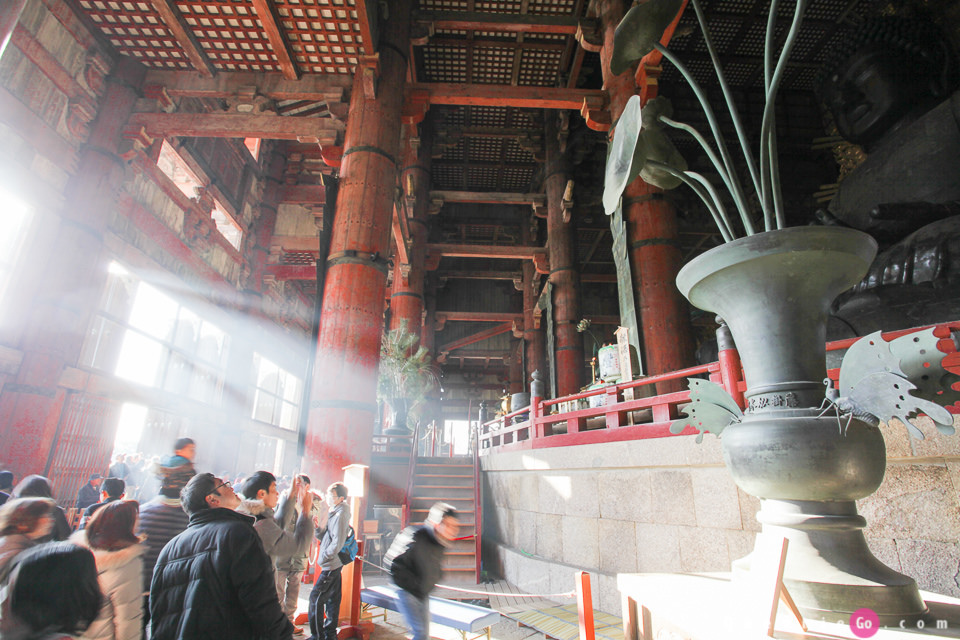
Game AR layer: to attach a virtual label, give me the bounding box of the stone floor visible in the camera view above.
[295,573,551,640]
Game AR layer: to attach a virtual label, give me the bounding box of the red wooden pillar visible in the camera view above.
[389,117,433,338]
[545,113,584,396]
[0,59,142,479]
[597,0,694,393]
[305,1,412,487]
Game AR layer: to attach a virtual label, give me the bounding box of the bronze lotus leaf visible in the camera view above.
[611,0,686,76]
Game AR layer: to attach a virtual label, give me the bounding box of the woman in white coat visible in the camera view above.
[70,501,144,640]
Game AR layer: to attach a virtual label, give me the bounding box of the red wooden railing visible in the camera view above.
[478,321,960,455]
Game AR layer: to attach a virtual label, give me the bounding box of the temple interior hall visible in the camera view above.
[2,0,960,634]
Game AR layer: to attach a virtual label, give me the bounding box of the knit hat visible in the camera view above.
[0,471,12,491]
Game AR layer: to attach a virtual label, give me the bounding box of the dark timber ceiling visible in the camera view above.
[73,0,895,377]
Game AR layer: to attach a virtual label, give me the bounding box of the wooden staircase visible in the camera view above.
[407,455,479,584]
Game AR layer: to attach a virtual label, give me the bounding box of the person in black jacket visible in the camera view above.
[76,474,103,510]
[383,503,460,640]
[77,476,124,529]
[149,472,293,640]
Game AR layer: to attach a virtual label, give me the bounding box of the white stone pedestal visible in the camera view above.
[618,573,960,639]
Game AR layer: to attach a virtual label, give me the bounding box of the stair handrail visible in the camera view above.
[472,421,482,584]
[401,418,422,529]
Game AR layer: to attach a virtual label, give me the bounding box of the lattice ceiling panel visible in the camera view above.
[500,166,534,191]
[275,0,365,73]
[503,139,534,163]
[468,137,505,163]
[475,0,525,11]
[431,165,464,190]
[527,0,578,13]
[77,0,193,69]
[423,44,468,82]
[175,0,279,72]
[466,166,501,190]
[420,0,469,10]
[468,106,510,127]
[517,48,562,85]
[472,46,514,83]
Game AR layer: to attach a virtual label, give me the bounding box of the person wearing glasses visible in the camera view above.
[148,472,293,640]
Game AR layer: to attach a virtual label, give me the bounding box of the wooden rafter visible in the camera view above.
[127,112,343,143]
[249,0,300,80]
[430,190,545,205]
[438,322,514,353]
[417,11,579,35]
[410,83,606,110]
[143,70,350,102]
[147,0,215,78]
[427,243,544,260]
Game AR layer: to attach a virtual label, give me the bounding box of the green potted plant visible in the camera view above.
[377,321,439,435]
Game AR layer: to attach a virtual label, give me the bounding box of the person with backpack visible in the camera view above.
[383,503,460,640]
[306,482,350,640]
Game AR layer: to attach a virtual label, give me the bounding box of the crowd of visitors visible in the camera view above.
[0,436,459,640]
[0,439,370,640]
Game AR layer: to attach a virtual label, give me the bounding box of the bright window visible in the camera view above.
[0,188,32,306]
[252,353,303,430]
[80,261,230,404]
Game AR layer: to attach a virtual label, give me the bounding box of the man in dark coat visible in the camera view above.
[384,503,460,640]
[149,472,293,640]
[77,476,125,529]
[75,474,102,510]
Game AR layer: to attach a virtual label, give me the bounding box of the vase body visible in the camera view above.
[676,227,927,624]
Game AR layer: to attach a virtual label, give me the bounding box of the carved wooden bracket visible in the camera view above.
[531,201,547,219]
[512,318,524,338]
[424,250,441,270]
[636,63,664,103]
[576,18,603,53]
[83,49,112,97]
[513,278,523,291]
[119,125,155,160]
[66,95,98,142]
[399,262,412,286]
[320,145,343,168]
[562,179,575,224]
[428,198,444,215]
[410,21,434,46]
[581,95,611,132]
[143,84,175,111]
[434,314,447,332]
[359,54,380,99]
[403,88,430,125]
[533,252,550,275]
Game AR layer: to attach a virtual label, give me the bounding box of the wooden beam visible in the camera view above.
[127,112,343,143]
[250,0,300,80]
[271,235,322,251]
[428,243,544,260]
[439,322,514,353]
[418,11,578,35]
[355,0,376,56]
[147,0,215,78]
[430,190,545,205]
[442,270,520,281]
[143,70,350,102]
[392,202,410,267]
[435,311,522,323]
[277,184,326,204]
[581,273,616,284]
[444,349,510,360]
[265,264,317,280]
[425,37,565,51]
[411,83,606,110]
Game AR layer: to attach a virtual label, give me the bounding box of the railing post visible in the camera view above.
[530,369,545,438]
[716,317,746,409]
[576,571,596,640]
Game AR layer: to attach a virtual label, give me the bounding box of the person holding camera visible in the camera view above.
[274,474,322,634]
[306,482,349,640]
